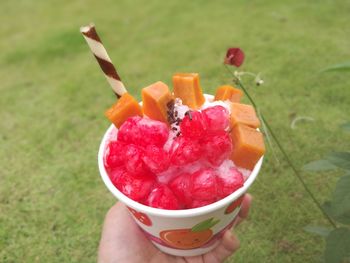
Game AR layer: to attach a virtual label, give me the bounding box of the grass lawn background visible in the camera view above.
[1,0,349,262]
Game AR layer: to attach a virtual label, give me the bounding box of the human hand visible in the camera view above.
[98,194,252,263]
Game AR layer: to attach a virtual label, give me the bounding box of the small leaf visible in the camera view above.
[325,227,350,263]
[304,225,331,237]
[340,122,350,132]
[303,159,338,172]
[320,62,350,73]
[191,218,215,232]
[323,201,333,215]
[323,176,350,225]
[326,152,350,170]
[330,175,350,225]
[333,211,350,225]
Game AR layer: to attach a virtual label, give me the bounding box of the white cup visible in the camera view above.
[98,123,263,257]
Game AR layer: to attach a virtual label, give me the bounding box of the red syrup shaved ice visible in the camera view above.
[190,168,218,201]
[104,102,248,210]
[180,111,207,138]
[142,145,170,174]
[202,105,230,132]
[109,166,156,202]
[169,173,192,208]
[124,144,145,176]
[170,136,201,166]
[217,167,244,199]
[201,130,232,166]
[146,185,180,210]
[118,116,169,147]
[105,141,125,168]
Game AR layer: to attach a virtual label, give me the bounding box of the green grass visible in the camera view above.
[1,0,349,262]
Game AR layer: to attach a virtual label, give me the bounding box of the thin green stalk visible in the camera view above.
[257,109,280,165]
[224,65,337,228]
[224,65,257,109]
[260,114,337,228]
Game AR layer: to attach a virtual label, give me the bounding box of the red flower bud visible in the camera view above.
[224,48,245,67]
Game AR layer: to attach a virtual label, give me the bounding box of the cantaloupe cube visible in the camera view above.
[230,124,265,170]
[214,85,243,102]
[173,73,205,109]
[142,81,174,123]
[230,103,260,128]
[105,93,142,128]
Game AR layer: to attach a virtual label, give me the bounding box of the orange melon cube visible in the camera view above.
[173,73,205,109]
[142,81,174,123]
[230,124,265,170]
[230,103,260,128]
[105,93,142,128]
[214,85,243,102]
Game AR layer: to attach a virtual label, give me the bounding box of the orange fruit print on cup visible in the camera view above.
[127,207,152,226]
[160,218,220,249]
[160,229,212,249]
[225,195,244,214]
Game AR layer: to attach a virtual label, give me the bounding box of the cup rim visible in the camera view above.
[98,123,263,218]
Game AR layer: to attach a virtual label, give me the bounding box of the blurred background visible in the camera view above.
[1,0,349,262]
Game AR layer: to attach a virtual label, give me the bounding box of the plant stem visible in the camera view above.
[224,65,337,228]
[224,66,257,109]
[260,114,337,228]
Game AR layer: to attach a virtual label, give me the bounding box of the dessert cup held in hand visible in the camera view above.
[98,124,263,257]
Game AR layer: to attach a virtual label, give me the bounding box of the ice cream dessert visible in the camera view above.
[103,73,265,210]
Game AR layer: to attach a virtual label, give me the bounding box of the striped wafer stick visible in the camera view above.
[80,23,127,98]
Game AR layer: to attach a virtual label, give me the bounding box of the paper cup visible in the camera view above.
[98,122,263,257]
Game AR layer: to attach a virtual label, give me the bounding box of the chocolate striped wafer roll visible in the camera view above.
[80,23,127,98]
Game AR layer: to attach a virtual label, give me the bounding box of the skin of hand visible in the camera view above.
[98,194,252,263]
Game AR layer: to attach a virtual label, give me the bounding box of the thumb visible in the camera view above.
[203,230,240,263]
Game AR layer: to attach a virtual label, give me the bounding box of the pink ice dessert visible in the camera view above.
[103,73,265,210]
